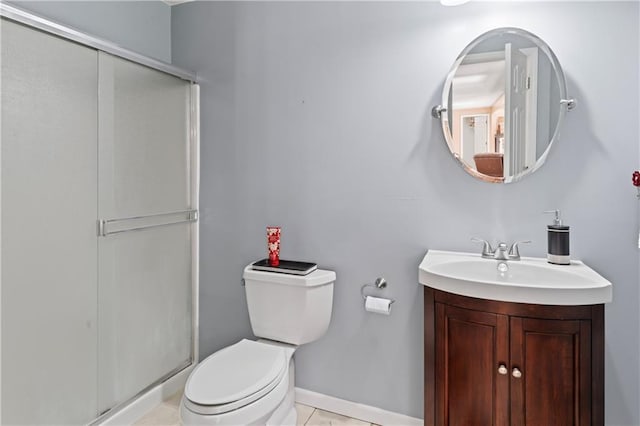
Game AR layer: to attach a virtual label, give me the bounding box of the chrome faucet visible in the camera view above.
[494,242,510,260]
[471,237,495,258]
[471,238,531,261]
[507,240,531,260]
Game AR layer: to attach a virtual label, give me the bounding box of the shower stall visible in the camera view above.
[0,5,199,424]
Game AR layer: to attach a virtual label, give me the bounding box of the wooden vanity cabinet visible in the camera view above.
[424,288,604,426]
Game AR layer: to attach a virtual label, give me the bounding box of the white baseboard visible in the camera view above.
[295,387,423,426]
[97,365,193,426]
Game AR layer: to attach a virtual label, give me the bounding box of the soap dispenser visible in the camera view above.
[545,210,570,265]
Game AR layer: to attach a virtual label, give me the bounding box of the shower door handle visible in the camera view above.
[98,209,198,237]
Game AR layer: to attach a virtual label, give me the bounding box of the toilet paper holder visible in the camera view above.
[361,277,395,305]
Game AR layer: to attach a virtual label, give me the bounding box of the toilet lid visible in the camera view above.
[184,339,287,410]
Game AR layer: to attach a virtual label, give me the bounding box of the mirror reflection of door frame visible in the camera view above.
[460,113,490,166]
[505,44,539,179]
[505,43,527,178]
[521,47,538,170]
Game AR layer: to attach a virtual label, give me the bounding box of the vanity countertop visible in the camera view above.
[419,249,612,305]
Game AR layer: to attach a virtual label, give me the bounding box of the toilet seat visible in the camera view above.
[184,339,288,415]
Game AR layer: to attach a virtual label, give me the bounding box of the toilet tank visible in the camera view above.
[242,265,335,345]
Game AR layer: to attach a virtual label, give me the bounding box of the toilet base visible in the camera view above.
[274,404,297,426]
[266,366,296,426]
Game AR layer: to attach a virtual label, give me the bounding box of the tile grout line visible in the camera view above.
[303,407,316,425]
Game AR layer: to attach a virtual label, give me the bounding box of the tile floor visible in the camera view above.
[133,390,380,426]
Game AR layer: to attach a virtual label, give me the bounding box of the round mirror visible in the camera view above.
[434,27,574,183]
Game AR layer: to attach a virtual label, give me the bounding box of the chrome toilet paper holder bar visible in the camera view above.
[361,277,395,305]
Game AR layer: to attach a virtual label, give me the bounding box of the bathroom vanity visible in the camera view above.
[419,250,611,426]
[424,288,603,426]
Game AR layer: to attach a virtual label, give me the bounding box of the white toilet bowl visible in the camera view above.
[181,265,335,426]
[180,339,297,425]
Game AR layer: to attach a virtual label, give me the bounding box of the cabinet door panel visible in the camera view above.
[436,303,509,426]
[510,317,591,426]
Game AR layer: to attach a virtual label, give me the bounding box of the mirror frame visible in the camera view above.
[435,27,574,184]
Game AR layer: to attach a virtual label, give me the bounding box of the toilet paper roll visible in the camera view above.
[365,296,392,315]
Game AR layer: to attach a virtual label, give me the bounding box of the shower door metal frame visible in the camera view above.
[0,4,200,424]
[0,3,196,82]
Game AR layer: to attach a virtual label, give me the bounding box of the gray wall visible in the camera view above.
[172,2,639,424]
[7,1,171,62]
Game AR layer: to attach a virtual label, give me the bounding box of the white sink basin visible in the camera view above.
[419,250,612,305]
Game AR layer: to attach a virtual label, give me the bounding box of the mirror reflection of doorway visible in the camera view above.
[447,39,541,180]
[460,114,489,166]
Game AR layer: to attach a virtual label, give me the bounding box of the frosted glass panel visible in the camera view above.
[1,20,98,424]
[98,224,192,410]
[97,52,193,412]
[99,53,191,219]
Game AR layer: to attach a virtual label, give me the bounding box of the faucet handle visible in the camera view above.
[471,237,494,258]
[508,240,531,259]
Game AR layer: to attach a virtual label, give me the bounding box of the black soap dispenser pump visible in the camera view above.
[545,210,570,265]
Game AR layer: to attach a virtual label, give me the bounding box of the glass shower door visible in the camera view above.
[97,52,194,413]
[1,19,99,424]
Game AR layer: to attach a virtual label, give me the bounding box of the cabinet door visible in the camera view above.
[435,303,509,426]
[510,317,591,426]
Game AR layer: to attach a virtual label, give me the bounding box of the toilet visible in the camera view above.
[180,264,336,425]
